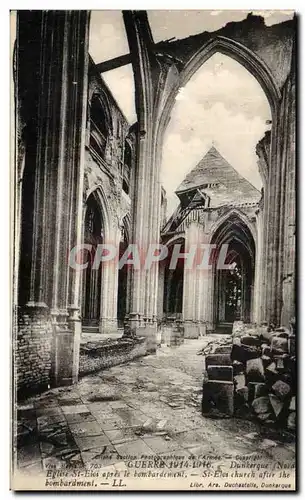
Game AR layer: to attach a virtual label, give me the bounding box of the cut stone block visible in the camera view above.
[248,382,268,402]
[207,365,233,381]
[246,358,265,383]
[271,336,288,354]
[272,380,291,400]
[231,344,260,363]
[273,355,289,371]
[241,335,261,347]
[252,396,272,414]
[269,394,284,418]
[202,380,234,417]
[205,354,232,368]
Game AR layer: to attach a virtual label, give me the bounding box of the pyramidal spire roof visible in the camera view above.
[175,146,260,206]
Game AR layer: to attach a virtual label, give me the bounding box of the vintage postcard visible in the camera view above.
[11,9,296,491]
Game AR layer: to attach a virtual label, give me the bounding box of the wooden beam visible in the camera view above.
[96,53,131,73]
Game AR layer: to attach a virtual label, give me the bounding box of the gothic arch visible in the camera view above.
[209,208,257,248]
[81,192,104,327]
[162,235,185,318]
[89,89,113,133]
[82,184,120,331]
[210,209,256,327]
[156,36,280,156]
[179,37,280,114]
[85,185,112,243]
[165,234,185,249]
[120,212,131,243]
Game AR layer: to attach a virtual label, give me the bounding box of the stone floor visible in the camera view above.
[14,337,296,490]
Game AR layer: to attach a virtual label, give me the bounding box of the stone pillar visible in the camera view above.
[264,61,295,327]
[123,11,158,350]
[203,268,215,332]
[157,261,165,322]
[126,129,150,332]
[256,135,270,326]
[182,222,202,338]
[99,224,121,333]
[253,209,263,324]
[17,11,90,386]
[280,68,295,327]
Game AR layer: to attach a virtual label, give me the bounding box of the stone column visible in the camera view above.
[265,62,295,327]
[157,262,165,322]
[280,68,296,327]
[99,224,121,333]
[182,222,202,338]
[252,209,263,324]
[17,11,90,386]
[201,267,214,332]
[256,136,270,326]
[123,11,158,351]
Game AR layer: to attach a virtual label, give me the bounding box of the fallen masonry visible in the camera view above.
[201,321,296,431]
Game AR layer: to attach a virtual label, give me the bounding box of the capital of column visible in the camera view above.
[50,309,69,331]
[67,305,82,325]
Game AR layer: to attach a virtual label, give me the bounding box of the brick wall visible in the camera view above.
[15,307,53,398]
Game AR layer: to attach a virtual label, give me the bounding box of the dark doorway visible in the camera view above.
[163,241,185,319]
[82,194,103,328]
[211,215,255,332]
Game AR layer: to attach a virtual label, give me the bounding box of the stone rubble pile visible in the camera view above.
[202,321,296,432]
[197,335,232,356]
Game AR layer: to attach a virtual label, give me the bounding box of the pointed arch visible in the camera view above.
[164,233,185,249]
[209,208,257,248]
[180,36,280,115]
[85,185,112,243]
[156,35,280,153]
[120,212,132,243]
[89,89,113,133]
[210,208,256,327]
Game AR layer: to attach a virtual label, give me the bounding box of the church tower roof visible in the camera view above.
[175,146,261,207]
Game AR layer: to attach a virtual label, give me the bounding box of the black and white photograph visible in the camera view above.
[11,9,296,491]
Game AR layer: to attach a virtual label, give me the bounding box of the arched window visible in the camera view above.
[89,94,110,161]
[82,194,103,328]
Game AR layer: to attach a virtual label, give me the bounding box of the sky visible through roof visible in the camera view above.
[161,52,272,216]
[89,10,293,216]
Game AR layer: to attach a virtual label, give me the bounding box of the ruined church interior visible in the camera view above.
[13,10,296,481]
